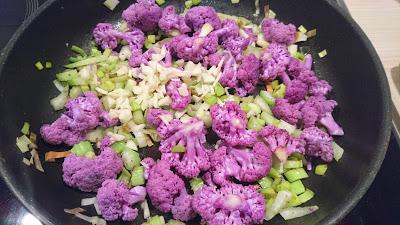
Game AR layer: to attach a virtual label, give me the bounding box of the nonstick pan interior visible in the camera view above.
[0,0,391,225]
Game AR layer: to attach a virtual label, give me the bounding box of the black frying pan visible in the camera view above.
[0,0,392,224]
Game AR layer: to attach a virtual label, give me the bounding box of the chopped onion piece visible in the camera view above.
[318,49,328,58]
[333,142,344,161]
[295,32,308,43]
[306,29,317,38]
[298,25,307,34]
[74,212,106,225]
[279,206,319,220]
[94,200,102,215]
[253,0,260,16]
[288,45,298,56]
[81,197,97,206]
[265,190,293,220]
[22,158,31,166]
[16,135,31,153]
[64,207,86,215]
[53,80,67,92]
[141,200,150,219]
[103,0,119,11]
[31,149,44,172]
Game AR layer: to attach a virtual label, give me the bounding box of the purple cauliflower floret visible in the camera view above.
[203,52,223,67]
[158,5,191,34]
[141,157,156,180]
[185,6,221,32]
[261,18,296,45]
[300,127,334,162]
[157,119,182,139]
[41,92,116,145]
[146,108,172,128]
[243,27,257,45]
[222,36,251,58]
[219,52,238,88]
[235,54,260,96]
[93,23,118,50]
[97,179,146,221]
[62,147,123,192]
[301,96,344,135]
[259,125,305,161]
[260,43,291,84]
[122,0,162,33]
[192,183,265,225]
[272,98,303,125]
[166,79,191,111]
[309,79,332,96]
[210,101,257,146]
[214,19,240,40]
[284,79,308,103]
[211,142,273,185]
[146,160,185,212]
[172,33,218,63]
[159,118,211,178]
[98,136,113,151]
[171,190,197,221]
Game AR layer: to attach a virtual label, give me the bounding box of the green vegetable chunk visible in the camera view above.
[64,55,107,69]
[130,166,145,186]
[268,167,281,179]
[284,168,309,182]
[214,82,225,96]
[276,180,291,192]
[71,141,94,157]
[118,167,131,185]
[133,110,145,124]
[204,95,218,106]
[111,141,126,154]
[20,122,30,135]
[259,90,276,107]
[290,180,306,195]
[261,112,280,126]
[315,164,328,176]
[45,61,52,69]
[192,0,202,5]
[147,215,165,225]
[247,117,265,131]
[284,160,303,169]
[190,177,204,192]
[273,84,286,98]
[258,176,273,189]
[298,188,315,203]
[35,61,44,70]
[260,187,276,199]
[172,144,186,153]
[71,45,87,58]
[122,149,141,170]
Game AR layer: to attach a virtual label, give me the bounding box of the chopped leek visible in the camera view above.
[294,51,305,60]
[284,168,309,182]
[71,141,94,157]
[172,144,186,153]
[20,122,30,135]
[35,61,44,70]
[318,49,327,58]
[190,177,204,192]
[64,55,107,69]
[130,166,145,186]
[271,80,280,90]
[315,164,328,176]
[71,45,87,58]
[290,180,306,195]
[103,0,120,10]
[45,61,52,69]
[122,149,141,170]
[298,189,314,203]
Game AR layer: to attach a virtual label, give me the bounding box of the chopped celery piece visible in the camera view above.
[45,61,52,69]
[155,0,165,5]
[187,105,196,117]
[190,177,204,192]
[118,167,131,185]
[276,180,291,192]
[172,144,186,153]
[35,61,44,70]
[315,164,328,176]
[219,95,228,101]
[192,0,202,5]
[69,56,82,63]
[214,82,225,96]
[265,190,293,221]
[103,49,112,57]
[130,166,145,186]
[185,0,193,8]
[260,187,276,198]
[16,135,31,153]
[333,142,344,161]
[271,177,282,190]
[259,90,276,107]
[318,49,327,58]
[261,112,280,126]
[254,95,272,114]
[130,100,141,112]
[69,86,82,98]
[71,45,87,58]
[111,141,126,154]
[273,84,286,98]
[284,168,309,182]
[56,69,78,81]
[278,120,296,134]
[240,102,251,113]
[133,110,145,124]
[122,149,141,170]
[271,80,280,90]
[64,55,107,69]
[298,25,307,33]
[241,96,254,103]
[50,90,68,111]
[247,117,265,131]
[81,85,90,92]
[286,194,302,207]
[294,51,305,60]
[71,141,94,157]
[100,80,115,92]
[290,180,306,195]
[231,0,240,3]
[147,35,156,43]
[20,122,30,135]
[258,176,273,189]
[298,189,314,203]
[268,167,281,179]
[284,160,303,169]
[204,95,218,106]
[241,102,261,117]
[103,0,120,10]
[147,215,165,225]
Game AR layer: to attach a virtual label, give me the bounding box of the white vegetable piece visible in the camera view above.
[279,206,319,220]
[265,190,293,220]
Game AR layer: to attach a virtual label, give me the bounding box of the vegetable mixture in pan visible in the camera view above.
[17,0,345,224]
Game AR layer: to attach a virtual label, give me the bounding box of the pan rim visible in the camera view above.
[0,0,392,225]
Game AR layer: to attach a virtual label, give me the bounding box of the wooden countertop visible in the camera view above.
[345,0,400,129]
